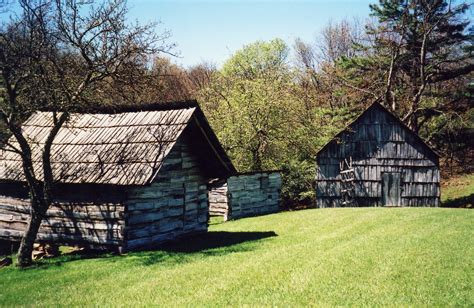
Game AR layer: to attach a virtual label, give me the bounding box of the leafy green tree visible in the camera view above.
[199,39,295,171]
[198,39,358,207]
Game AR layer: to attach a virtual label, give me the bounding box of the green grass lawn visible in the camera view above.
[442,173,474,207]
[0,207,472,306]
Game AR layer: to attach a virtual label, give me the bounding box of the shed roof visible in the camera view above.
[316,102,440,159]
[0,101,236,186]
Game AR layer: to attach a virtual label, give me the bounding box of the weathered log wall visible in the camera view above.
[316,104,440,207]
[0,187,125,247]
[208,180,229,221]
[0,137,211,250]
[124,138,209,250]
[226,172,281,219]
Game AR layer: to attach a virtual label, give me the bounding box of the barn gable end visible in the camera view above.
[316,102,440,207]
[124,127,213,250]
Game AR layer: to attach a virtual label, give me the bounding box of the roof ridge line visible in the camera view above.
[37,100,199,114]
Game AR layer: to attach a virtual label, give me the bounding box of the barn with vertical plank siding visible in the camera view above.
[315,102,440,207]
[0,101,236,251]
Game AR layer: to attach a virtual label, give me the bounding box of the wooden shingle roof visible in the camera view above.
[0,101,236,185]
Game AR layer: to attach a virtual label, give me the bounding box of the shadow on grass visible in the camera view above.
[30,249,117,270]
[160,231,277,253]
[31,231,277,269]
[442,193,474,208]
[138,231,277,266]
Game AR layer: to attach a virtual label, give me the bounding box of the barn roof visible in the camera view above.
[0,101,236,186]
[316,102,440,159]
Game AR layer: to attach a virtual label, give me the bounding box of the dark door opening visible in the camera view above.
[382,172,401,206]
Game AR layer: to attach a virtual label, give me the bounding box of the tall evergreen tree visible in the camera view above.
[343,0,473,132]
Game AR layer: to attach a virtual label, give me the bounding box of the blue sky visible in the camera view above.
[128,0,375,68]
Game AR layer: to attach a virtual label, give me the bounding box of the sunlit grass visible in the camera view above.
[442,173,474,201]
[0,207,472,306]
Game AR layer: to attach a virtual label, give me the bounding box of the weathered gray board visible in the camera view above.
[209,172,282,220]
[0,187,125,247]
[124,139,209,250]
[315,103,440,207]
[208,180,229,221]
[382,172,401,206]
[0,138,211,250]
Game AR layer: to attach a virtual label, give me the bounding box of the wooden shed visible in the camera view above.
[209,171,282,221]
[0,101,236,251]
[316,102,440,207]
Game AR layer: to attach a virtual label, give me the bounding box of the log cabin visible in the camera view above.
[0,101,236,251]
[315,102,440,207]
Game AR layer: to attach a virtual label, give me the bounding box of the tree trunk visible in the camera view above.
[410,114,419,134]
[17,199,46,267]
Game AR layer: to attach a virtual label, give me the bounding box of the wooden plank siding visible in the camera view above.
[0,136,211,250]
[208,172,282,220]
[316,103,440,208]
[124,137,209,251]
[227,172,281,219]
[0,186,125,247]
[208,180,229,220]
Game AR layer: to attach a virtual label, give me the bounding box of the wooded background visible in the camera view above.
[97,0,472,207]
[1,0,472,209]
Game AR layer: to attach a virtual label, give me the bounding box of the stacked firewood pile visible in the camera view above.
[32,243,60,260]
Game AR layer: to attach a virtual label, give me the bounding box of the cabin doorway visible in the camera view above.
[382,172,401,206]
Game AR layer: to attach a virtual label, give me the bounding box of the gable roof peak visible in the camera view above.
[316,101,440,158]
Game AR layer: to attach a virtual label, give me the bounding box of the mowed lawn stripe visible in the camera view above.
[0,208,472,306]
